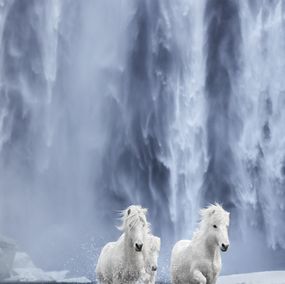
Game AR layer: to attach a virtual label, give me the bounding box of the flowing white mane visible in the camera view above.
[193,203,229,239]
[118,205,150,232]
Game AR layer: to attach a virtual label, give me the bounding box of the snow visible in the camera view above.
[218,271,285,284]
[62,277,92,283]
[5,251,285,283]
[6,252,91,283]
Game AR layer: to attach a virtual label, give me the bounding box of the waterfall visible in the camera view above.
[0,0,285,280]
[237,0,285,250]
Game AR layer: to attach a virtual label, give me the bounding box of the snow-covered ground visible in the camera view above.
[6,265,285,283]
[4,251,285,283]
[218,271,285,284]
[5,252,91,283]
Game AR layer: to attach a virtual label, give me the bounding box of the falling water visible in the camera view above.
[0,0,285,280]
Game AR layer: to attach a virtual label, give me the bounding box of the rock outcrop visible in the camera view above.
[0,235,16,280]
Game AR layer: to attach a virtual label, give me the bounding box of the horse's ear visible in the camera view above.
[127,208,131,215]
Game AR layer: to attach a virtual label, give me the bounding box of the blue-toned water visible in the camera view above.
[0,0,285,281]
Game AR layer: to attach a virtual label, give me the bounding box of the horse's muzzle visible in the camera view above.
[151,266,157,272]
[135,243,143,252]
[221,243,229,252]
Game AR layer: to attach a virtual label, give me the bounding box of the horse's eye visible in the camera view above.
[213,225,217,229]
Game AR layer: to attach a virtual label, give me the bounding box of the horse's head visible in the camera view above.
[145,235,160,272]
[201,203,230,252]
[119,205,149,252]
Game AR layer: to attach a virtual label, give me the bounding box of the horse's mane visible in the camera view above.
[117,205,151,232]
[192,203,230,241]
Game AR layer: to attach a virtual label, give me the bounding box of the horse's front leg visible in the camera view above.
[192,269,207,284]
[138,268,149,284]
[211,275,218,284]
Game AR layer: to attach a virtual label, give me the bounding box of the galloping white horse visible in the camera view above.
[143,235,160,284]
[171,204,230,284]
[96,205,149,284]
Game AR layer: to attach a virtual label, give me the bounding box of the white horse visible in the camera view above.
[142,235,160,284]
[171,204,230,284]
[96,205,149,284]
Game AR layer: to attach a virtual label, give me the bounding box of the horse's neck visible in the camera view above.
[122,233,143,267]
[206,237,219,259]
[195,232,220,260]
